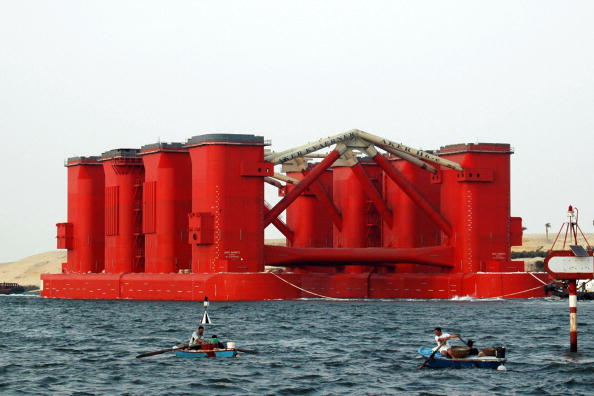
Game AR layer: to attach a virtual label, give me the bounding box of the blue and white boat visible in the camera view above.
[174,347,238,358]
[417,346,506,369]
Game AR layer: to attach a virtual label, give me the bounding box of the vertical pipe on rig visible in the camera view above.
[332,160,382,273]
[285,168,335,274]
[438,143,514,274]
[332,164,367,273]
[59,157,105,273]
[101,149,145,273]
[186,134,270,273]
[382,159,441,273]
[140,143,192,273]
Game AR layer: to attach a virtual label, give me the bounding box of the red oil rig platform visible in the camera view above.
[42,130,547,300]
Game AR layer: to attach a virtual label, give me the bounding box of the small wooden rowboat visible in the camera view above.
[174,348,238,358]
[418,347,506,369]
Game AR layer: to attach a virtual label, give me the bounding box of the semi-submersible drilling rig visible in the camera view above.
[42,130,547,300]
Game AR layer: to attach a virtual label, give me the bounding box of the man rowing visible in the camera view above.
[188,326,205,349]
[433,327,461,358]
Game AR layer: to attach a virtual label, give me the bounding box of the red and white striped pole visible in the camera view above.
[568,279,578,352]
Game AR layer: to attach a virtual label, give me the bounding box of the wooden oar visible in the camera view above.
[235,348,258,354]
[419,342,443,369]
[136,344,189,359]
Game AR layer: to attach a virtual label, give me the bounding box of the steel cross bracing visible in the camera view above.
[264,130,459,241]
[265,129,462,171]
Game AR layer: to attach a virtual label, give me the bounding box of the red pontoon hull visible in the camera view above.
[41,271,547,300]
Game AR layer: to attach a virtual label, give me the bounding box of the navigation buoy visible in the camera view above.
[201,296,212,324]
[544,205,594,352]
[201,310,212,324]
[497,365,507,371]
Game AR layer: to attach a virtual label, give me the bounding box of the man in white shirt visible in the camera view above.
[189,326,205,349]
[433,327,461,358]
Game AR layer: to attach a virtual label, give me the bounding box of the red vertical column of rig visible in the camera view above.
[332,162,365,274]
[100,149,145,273]
[331,159,382,273]
[186,134,272,273]
[438,144,517,273]
[285,166,335,273]
[359,160,383,250]
[57,157,105,273]
[140,142,192,273]
[382,158,441,273]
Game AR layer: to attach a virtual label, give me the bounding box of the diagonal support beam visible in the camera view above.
[375,143,437,174]
[264,149,344,227]
[264,177,284,189]
[357,130,463,171]
[309,180,343,231]
[367,146,453,237]
[272,173,299,184]
[350,162,393,228]
[266,128,462,172]
[266,130,358,164]
[263,205,295,242]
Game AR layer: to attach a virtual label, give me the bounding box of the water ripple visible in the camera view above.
[2,298,593,394]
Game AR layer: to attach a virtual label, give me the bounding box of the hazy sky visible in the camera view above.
[1,1,593,262]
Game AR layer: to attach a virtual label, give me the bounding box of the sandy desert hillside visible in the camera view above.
[511,233,594,252]
[1,234,592,288]
[0,240,287,288]
[0,251,66,288]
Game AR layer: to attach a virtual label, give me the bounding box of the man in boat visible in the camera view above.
[188,326,205,349]
[466,339,479,356]
[208,335,225,349]
[433,327,461,358]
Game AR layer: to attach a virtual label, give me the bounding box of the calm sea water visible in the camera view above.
[1,295,593,395]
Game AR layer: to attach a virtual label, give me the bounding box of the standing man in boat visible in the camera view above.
[189,326,205,349]
[433,327,461,358]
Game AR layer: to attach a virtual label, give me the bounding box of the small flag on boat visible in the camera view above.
[201,310,212,324]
